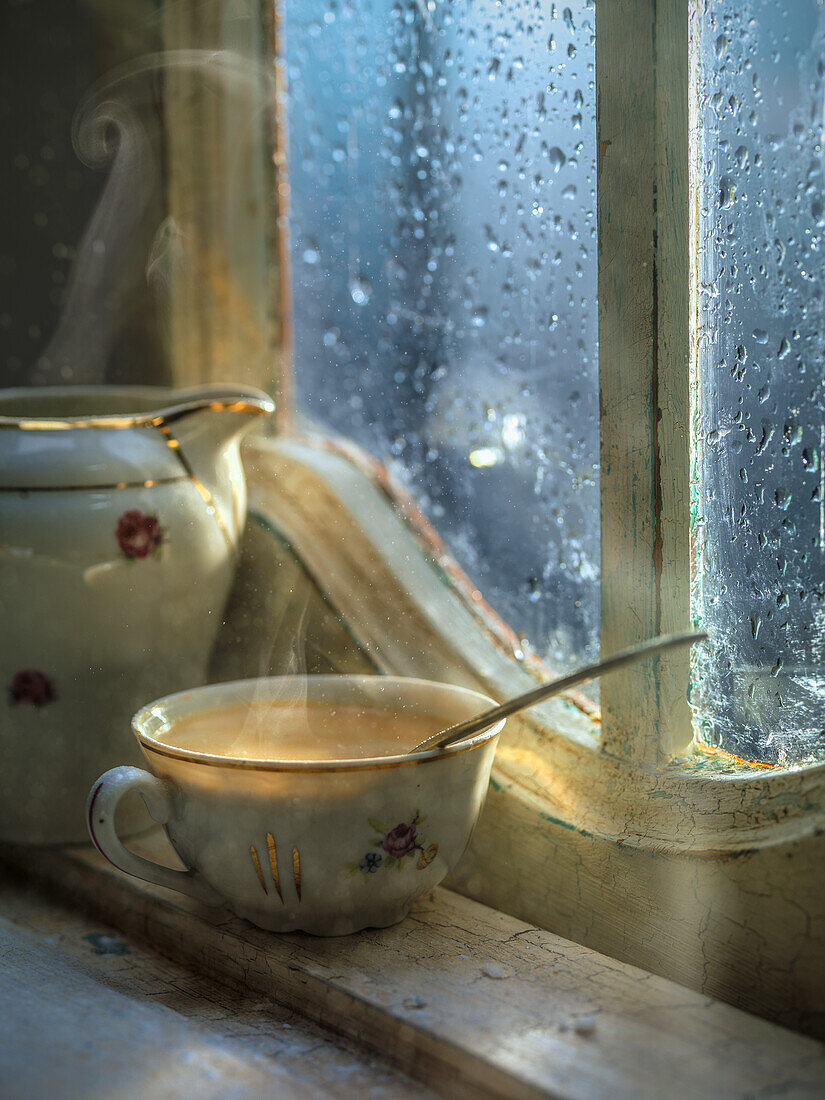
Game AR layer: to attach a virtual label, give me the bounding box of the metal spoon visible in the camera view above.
[407,630,707,755]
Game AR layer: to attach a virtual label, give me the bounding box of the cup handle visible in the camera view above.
[87,766,221,906]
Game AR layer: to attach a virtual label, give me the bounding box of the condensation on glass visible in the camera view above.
[285,0,599,677]
[694,0,825,764]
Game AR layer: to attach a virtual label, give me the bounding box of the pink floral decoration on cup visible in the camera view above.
[381,819,419,859]
[10,669,55,706]
[116,510,163,560]
[347,809,439,877]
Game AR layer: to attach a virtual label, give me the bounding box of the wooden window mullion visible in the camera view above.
[160,0,286,403]
[597,0,693,764]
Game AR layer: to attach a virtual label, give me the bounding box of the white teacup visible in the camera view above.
[87,676,503,935]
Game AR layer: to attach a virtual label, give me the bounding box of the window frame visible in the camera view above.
[32,0,819,1032]
[160,0,825,782]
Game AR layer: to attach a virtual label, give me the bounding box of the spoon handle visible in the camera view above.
[408,630,707,755]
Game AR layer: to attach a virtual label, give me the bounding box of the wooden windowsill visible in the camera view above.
[2,830,823,1099]
[0,868,432,1098]
[234,434,825,1036]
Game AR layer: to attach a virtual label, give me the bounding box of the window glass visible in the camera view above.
[286,0,600,678]
[694,0,825,764]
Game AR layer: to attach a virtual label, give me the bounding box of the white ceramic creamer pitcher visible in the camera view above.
[0,384,274,843]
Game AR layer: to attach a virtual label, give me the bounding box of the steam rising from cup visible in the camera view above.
[35,93,158,384]
[33,50,277,388]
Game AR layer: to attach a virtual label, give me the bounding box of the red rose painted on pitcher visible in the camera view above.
[346,810,439,877]
[116,510,163,560]
[9,669,55,706]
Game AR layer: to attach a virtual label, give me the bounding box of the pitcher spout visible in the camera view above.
[157,384,274,549]
[161,384,275,451]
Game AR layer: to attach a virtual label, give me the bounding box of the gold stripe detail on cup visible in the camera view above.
[139,727,497,772]
[292,847,301,901]
[157,424,235,555]
[250,845,267,894]
[266,832,283,901]
[0,476,187,494]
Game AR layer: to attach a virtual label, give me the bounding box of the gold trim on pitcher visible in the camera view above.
[157,424,236,555]
[0,476,188,493]
[0,397,272,431]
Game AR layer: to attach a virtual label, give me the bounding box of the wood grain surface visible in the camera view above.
[0,873,431,1100]
[3,832,823,1100]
